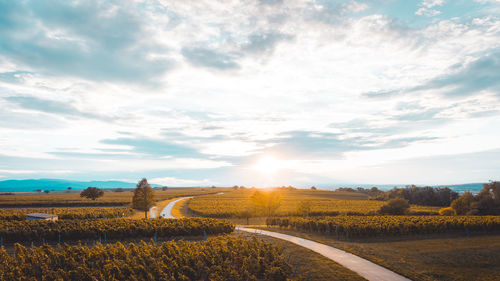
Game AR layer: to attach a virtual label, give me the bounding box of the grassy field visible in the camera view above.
[187,188,440,218]
[0,187,230,207]
[258,227,500,281]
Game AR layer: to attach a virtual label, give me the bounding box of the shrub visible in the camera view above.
[378,198,410,215]
[451,191,474,215]
[439,207,456,216]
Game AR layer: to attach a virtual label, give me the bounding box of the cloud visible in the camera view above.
[0,0,172,83]
[0,169,73,175]
[181,47,240,70]
[242,31,294,54]
[419,51,500,97]
[363,51,500,98]
[100,137,201,158]
[416,0,444,17]
[4,96,115,121]
[149,176,210,186]
[0,108,64,129]
[257,130,437,159]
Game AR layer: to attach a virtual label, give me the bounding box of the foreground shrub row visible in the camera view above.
[0,207,135,221]
[266,216,500,238]
[0,218,234,243]
[0,236,290,281]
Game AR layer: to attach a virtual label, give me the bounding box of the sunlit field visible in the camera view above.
[0,188,230,207]
[187,188,440,218]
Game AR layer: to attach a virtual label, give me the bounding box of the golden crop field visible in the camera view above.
[0,207,135,220]
[0,218,234,243]
[0,235,291,281]
[266,216,500,238]
[0,187,230,207]
[187,188,440,218]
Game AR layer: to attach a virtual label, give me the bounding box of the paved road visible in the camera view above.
[237,227,411,281]
[160,197,192,218]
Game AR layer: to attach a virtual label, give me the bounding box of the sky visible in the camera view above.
[0,0,500,187]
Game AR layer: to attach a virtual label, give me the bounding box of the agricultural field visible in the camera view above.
[187,188,440,218]
[0,218,234,244]
[0,235,291,281]
[266,216,500,238]
[0,207,135,220]
[0,187,230,207]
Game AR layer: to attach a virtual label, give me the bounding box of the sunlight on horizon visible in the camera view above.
[252,156,285,176]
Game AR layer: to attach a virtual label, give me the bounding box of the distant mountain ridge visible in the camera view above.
[0,179,161,192]
[0,178,487,193]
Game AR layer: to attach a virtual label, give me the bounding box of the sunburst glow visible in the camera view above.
[253,156,284,175]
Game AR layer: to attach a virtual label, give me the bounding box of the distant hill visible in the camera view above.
[326,183,486,193]
[436,183,486,193]
[0,179,161,192]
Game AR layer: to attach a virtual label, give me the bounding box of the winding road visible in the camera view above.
[160,197,192,218]
[162,196,412,281]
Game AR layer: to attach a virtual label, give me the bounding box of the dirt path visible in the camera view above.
[236,227,411,281]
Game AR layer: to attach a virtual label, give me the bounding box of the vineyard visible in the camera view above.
[0,187,230,207]
[0,218,234,243]
[266,216,500,239]
[187,189,439,218]
[0,236,291,281]
[0,207,135,220]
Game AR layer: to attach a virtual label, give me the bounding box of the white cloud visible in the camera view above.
[0,169,74,174]
[422,0,445,8]
[416,0,445,16]
[149,177,211,186]
[1,0,499,185]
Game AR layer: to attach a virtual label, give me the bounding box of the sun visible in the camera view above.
[253,156,283,175]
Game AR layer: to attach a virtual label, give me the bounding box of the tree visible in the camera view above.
[132,178,155,219]
[378,198,410,215]
[310,186,317,190]
[67,187,72,193]
[450,191,474,215]
[249,190,282,217]
[296,200,312,217]
[80,187,104,201]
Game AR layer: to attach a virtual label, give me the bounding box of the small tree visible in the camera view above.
[80,187,104,200]
[450,191,474,215]
[250,190,282,217]
[310,186,317,190]
[296,200,312,217]
[379,198,410,215]
[132,178,155,219]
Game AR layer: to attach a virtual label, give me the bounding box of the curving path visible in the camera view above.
[236,227,411,281]
[164,196,411,281]
[160,197,192,218]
